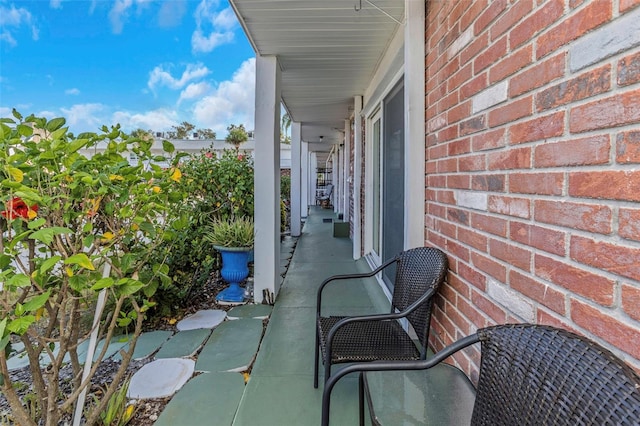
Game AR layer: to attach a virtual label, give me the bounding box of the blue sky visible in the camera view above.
[0,0,256,136]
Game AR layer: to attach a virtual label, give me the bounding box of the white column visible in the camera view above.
[404,0,425,250]
[310,151,318,209]
[254,55,281,303]
[301,141,309,217]
[343,119,351,223]
[334,147,340,213]
[290,122,302,236]
[352,96,363,259]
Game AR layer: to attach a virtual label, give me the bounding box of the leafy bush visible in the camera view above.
[0,110,183,425]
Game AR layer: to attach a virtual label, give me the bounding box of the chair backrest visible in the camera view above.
[324,184,333,196]
[472,324,640,425]
[390,247,448,355]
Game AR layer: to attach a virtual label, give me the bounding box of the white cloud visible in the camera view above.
[109,0,133,34]
[191,0,236,53]
[178,82,211,104]
[111,109,179,132]
[0,107,11,117]
[158,0,187,28]
[148,63,210,91]
[0,3,39,46]
[60,103,106,131]
[50,0,63,9]
[193,58,255,134]
[65,88,80,95]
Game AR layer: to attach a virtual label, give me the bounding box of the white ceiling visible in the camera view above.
[230,0,405,154]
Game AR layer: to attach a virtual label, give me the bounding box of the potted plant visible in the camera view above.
[204,216,254,304]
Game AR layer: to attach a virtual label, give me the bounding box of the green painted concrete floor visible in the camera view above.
[231,207,388,426]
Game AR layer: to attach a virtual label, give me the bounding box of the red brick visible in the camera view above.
[490,44,533,84]
[622,284,640,322]
[475,0,508,35]
[510,0,564,49]
[570,89,640,133]
[534,200,612,234]
[460,32,489,65]
[436,218,457,239]
[569,170,640,202]
[488,96,533,127]
[459,226,488,251]
[447,237,471,263]
[448,273,472,299]
[458,261,488,291]
[510,270,565,314]
[510,53,565,97]
[428,143,447,160]
[437,158,458,173]
[471,213,508,237]
[571,299,640,359]
[475,36,508,74]
[461,73,488,100]
[510,222,565,256]
[471,174,505,192]
[488,195,530,218]
[488,146,531,170]
[472,128,507,151]
[570,236,640,281]
[460,115,487,136]
[447,207,470,226]
[447,174,471,189]
[621,0,640,13]
[459,154,486,172]
[616,130,640,164]
[535,135,611,167]
[489,238,532,271]
[439,91,460,113]
[472,251,507,282]
[449,63,474,92]
[472,290,508,323]
[537,309,573,330]
[457,295,489,328]
[460,0,488,32]
[537,0,612,58]
[448,101,471,124]
[427,174,446,188]
[438,124,459,143]
[619,208,640,242]
[491,0,534,40]
[509,111,565,144]
[436,189,456,205]
[537,65,612,111]
[509,172,564,195]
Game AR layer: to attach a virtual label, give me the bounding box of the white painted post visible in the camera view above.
[404,0,426,250]
[343,119,351,223]
[290,122,302,236]
[253,55,281,303]
[310,151,318,210]
[332,150,339,213]
[352,96,363,259]
[301,141,309,217]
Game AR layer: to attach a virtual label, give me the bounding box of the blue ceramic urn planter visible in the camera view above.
[214,246,252,304]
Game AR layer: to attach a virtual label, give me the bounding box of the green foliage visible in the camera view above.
[225,124,249,150]
[0,110,183,425]
[95,379,135,426]
[280,174,291,201]
[204,216,254,248]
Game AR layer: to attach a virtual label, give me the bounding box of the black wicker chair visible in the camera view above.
[321,324,640,426]
[313,246,448,388]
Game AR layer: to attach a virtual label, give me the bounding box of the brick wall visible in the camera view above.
[425,0,640,376]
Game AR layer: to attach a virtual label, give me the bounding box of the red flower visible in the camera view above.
[1,197,38,220]
[205,151,213,158]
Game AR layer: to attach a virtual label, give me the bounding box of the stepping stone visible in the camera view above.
[65,336,130,364]
[280,258,290,267]
[155,329,211,359]
[154,373,244,426]
[281,251,292,260]
[280,266,287,276]
[280,246,293,254]
[113,330,173,361]
[7,351,30,371]
[196,319,263,373]
[227,304,272,320]
[177,309,226,331]
[127,358,194,399]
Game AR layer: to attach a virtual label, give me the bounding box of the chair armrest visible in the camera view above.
[316,255,399,316]
[321,333,481,426]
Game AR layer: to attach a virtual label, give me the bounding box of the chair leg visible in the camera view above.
[324,359,331,385]
[358,372,365,426]
[314,328,320,388]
